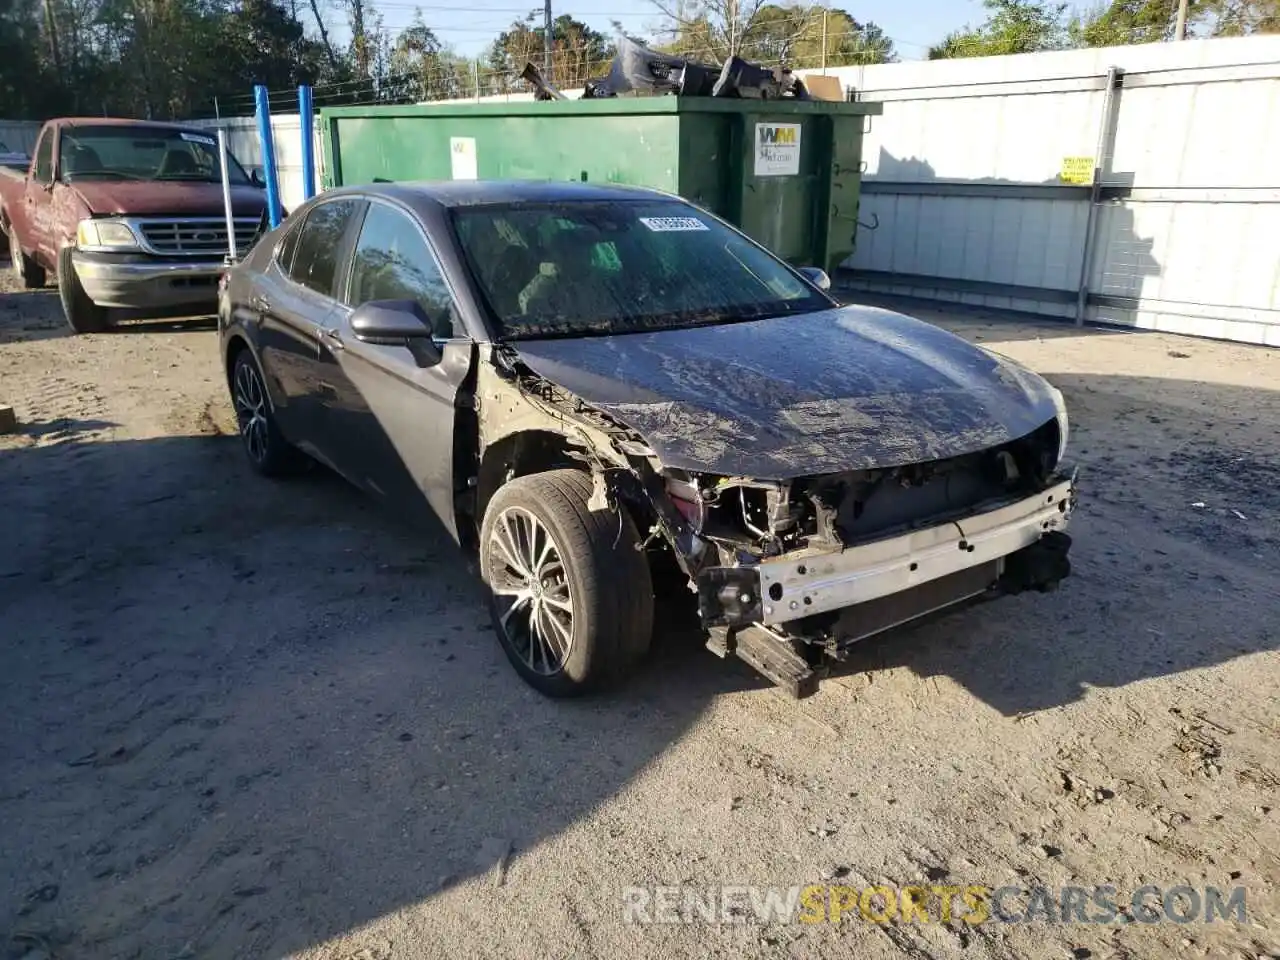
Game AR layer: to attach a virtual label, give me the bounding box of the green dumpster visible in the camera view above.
[319,97,883,275]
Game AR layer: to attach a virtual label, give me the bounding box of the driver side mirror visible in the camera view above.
[350,299,442,367]
[798,266,831,291]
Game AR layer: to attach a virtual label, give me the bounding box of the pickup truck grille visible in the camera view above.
[137,218,262,256]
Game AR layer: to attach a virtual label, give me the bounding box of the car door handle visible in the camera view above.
[320,328,344,351]
[250,294,270,312]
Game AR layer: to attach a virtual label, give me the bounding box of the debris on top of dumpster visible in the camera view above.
[528,34,812,102]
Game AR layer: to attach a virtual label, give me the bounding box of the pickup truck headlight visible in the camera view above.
[1049,385,1069,464]
[76,218,139,251]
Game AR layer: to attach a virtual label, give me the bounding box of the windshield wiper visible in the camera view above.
[63,171,137,181]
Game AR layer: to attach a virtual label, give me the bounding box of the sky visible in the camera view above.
[365,0,992,61]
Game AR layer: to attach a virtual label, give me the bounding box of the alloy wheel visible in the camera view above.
[232,359,269,465]
[487,506,575,675]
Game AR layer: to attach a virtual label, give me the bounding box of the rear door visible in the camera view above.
[319,199,473,539]
[253,197,365,459]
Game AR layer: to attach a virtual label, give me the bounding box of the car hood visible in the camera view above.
[510,304,1061,480]
[68,180,267,218]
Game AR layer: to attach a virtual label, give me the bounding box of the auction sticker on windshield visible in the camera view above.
[639,217,709,232]
[754,123,801,177]
[180,132,216,146]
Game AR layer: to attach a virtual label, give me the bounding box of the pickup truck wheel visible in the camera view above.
[8,227,46,289]
[231,350,308,478]
[57,247,108,333]
[480,469,654,697]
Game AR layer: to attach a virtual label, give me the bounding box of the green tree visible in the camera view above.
[928,0,1068,58]
[1069,0,1206,44]
[387,18,473,101]
[1208,0,1280,33]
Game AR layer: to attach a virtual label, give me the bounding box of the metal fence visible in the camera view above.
[818,35,1280,346]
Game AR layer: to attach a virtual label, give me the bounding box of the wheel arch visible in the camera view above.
[223,332,288,415]
[472,429,585,544]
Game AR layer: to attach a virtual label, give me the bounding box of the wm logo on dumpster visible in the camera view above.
[759,126,798,145]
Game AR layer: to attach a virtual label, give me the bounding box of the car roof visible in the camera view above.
[332,179,675,210]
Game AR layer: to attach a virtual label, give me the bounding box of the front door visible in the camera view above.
[254,197,365,461]
[21,128,55,263]
[319,199,473,540]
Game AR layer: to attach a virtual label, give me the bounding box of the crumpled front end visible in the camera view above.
[651,414,1077,693]
[495,350,1077,699]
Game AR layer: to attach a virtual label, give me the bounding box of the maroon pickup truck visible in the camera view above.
[0,117,269,333]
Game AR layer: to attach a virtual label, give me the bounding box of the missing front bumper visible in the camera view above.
[696,475,1076,630]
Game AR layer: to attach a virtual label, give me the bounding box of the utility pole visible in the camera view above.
[1174,0,1188,39]
[821,8,828,72]
[729,0,737,57]
[544,0,553,79]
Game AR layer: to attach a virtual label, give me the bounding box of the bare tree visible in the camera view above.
[650,0,777,61]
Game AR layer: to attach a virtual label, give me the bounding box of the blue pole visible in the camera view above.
[298,84,316,201]
[253,84,283,228]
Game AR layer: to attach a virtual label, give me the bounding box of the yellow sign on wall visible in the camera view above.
[1060,156,1095,184]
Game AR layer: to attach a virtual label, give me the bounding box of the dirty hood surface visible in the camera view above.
[70,181,267,218]
[511,304,1061,479]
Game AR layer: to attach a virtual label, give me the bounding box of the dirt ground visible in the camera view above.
[1,266,1278,960]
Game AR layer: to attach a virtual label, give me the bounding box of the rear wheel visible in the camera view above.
[480,469,654,697]
[230,349,308,477]
[7,226,46,289]
[57,246,107,333]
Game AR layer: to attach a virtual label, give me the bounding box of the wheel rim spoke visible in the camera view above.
[487,505,574,676]
[233,364,269,463]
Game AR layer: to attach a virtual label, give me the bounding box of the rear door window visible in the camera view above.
[288,199,362,298]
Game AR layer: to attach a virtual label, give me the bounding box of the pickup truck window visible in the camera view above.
[56,125,250,185]
[33,130,54,183]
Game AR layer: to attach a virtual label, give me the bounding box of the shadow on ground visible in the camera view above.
[0,270,215,343]
[1,369,1278,956]
[0,431,760,958]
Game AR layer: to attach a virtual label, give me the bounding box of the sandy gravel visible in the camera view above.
[1,270,1278,960]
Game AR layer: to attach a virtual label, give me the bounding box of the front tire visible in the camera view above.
[480,469,654,697]
[230,349,308,477]
[8,227,46,289]
[57,246,107,333]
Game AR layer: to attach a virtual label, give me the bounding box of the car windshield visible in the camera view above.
[451,200,833,340]
[58,125,250,184]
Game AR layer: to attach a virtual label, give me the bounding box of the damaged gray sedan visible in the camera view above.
[218,180,1076,698]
